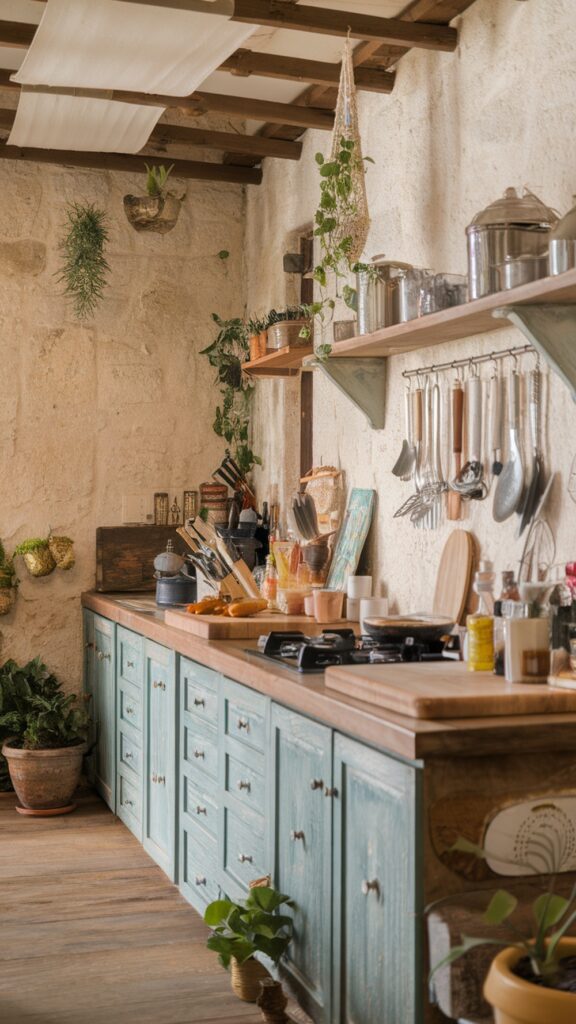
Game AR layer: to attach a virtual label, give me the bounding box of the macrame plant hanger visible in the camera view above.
[330,34,370,262]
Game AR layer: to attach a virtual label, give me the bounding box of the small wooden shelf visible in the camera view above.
[243,343,314,377]
[330,267,576,359]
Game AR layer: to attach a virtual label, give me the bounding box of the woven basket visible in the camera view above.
[230,957,270,1002]
[49,536,75,571]
[22,548,56,578]
[0,588,15,615]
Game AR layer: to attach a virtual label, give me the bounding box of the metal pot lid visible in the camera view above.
[369,254,413,269]
[467,187,558,230]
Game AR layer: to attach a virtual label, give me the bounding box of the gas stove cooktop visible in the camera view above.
[249,629,449,674]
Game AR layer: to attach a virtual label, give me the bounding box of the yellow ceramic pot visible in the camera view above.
[484,940,576,1024]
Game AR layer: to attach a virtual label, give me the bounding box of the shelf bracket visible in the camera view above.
[493,304,576,400]
[303,355,387,429]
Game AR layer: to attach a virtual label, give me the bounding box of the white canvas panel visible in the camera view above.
[7,90,163,152]
[12,0,254,97]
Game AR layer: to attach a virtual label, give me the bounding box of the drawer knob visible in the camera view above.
[238,853,253,864]
[310,779,324,791]
[123,799,134,807]
[193,697,205,708]
[195,805,207,815]
[124,751,134,760]
[152,773,157,783]
[195,876,207,886]
[237,718,249,731]
[153,680,166,690]
[157,775,166,785]
[127,660,135,669]
[85,641,94,650]
[237,780,251,792]
[290,830,305,842]
[126,705,135,715]
[96,650,111,661]
[324,787,338,799]
[193,749,205,760]
[361,879,380,897]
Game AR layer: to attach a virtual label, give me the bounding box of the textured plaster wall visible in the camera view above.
[0,161,245,689]
[246,0,576,612]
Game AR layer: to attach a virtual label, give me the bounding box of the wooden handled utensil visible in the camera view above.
[191,517,261,599]
[182,523,246,600]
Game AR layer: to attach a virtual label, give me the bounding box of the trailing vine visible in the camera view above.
[57,203,110,320]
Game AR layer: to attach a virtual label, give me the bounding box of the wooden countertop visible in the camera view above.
[82,592,576,761]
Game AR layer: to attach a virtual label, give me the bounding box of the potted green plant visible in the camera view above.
[431,838,576,1024]
[0,657,89,814]
[266,305,311,351]
[123,164,185,234]
[14,537,56,577]
[204,885,294,1002]
[0,539,17,615]
[57,203,110,320]
[247,315,267,362]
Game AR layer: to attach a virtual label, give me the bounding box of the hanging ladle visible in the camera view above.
[450,369,487,500]
[391,385,416,480]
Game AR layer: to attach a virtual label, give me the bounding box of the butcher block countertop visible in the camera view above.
[83,592,576,762]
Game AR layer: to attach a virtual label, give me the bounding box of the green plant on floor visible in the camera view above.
[301,138,374,359]
[145,163,174,197]
[204,886,294,968]
[57,203,110,321]
[430,837,576,989]
[200,313,262,477]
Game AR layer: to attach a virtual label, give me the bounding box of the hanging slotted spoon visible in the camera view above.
[493,368,524,522]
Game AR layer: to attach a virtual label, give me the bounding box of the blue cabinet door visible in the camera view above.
[93,615,116,811]
[271,704,333,1024]
[143,640,177,880]
[333,735,422,1024]
[82,610,96,785]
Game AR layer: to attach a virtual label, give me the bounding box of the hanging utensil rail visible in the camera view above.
[401,343,534,380]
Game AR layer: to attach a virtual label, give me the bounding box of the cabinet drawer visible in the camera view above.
[117,627,143,687]
[118,682,142,733]
[225,752,265,813]
[119,730,142,778]
[182,771,218,841]
[224,681,267,754]
[183,676,219,728]
[183,715,218,782]
[182,829,220,908]
[223,807,266,891]
[118,770,141,824]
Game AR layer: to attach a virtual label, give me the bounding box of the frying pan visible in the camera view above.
[363,614,454,644]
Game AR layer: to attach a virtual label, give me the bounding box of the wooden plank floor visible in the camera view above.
[0,791,263,1024]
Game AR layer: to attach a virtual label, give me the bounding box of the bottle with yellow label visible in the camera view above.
[467,562,496,672]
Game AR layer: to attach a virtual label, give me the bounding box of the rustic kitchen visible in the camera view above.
[1,2,576,1023]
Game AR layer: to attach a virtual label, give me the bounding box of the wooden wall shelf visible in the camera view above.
[243,344,314,377]
[330,268,576,359]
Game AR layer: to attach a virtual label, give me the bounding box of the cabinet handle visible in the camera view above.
[193,697,205,707]
[124,751,134,760]
[127,660,135,669]
[193,749,205,759]
[125,706,135,716]
[238,853,253,864]
[237,780,251,792]
[324,787,338,798]
[123,799,134,807]
[195,805,207,815]
[157,775,166,785]
[310,779,324,791]
[361,879,380,897]
[237,718,249,731]
[96,650,111,661]
[153,680,166,690]
[152,773,157,783]
[290,830,305,842]
[195,876,207,886]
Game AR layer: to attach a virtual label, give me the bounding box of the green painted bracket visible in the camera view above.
[303,355,387,429]
[493,304,576,401]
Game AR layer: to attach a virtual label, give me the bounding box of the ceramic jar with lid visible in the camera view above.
[466,187,558,299]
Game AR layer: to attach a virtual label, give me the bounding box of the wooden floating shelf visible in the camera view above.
[330,267,576,359]
[243,344,314,377]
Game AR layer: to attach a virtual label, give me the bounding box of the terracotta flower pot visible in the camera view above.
[123,193,183,234]
[48,535,75,570]
[258,330,268,357]
[230,957,270,1002]
[484,940,576,1024]
[249,334,261,362]
[2,740,86,814]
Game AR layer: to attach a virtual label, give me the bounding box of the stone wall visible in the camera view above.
[0,160,245,689]
[246,0,576,613]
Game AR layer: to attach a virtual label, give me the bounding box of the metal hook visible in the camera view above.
[510,350,519,371]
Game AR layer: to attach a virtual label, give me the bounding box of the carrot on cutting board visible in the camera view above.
[226,599,267,618]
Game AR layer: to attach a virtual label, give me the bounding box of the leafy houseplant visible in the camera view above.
[14,537,56,578]
[0,657,89,812]
[123,163,185,234]
[204,886,294,1003]
[431,838,576,1023]
[200,313,262,476]
[266,305,311,352]
[57,203,110,320]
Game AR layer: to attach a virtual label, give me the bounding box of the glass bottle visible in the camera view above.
[493,571,520,676]
[261,555,278,609]
[467,562,495,672]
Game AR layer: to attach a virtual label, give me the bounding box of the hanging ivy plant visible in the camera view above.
[200,314,262,477]
[57,203,110,320]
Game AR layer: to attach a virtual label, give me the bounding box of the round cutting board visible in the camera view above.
[432,530,475,624]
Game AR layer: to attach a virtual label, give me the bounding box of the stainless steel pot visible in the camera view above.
[496,254,548,290]
[356,256,427,334]
[549,194,576,275]
[466,187,557,299]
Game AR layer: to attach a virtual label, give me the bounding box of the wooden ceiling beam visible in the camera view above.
[229,0,457,51]
[0,20,34,48]
[220,50,395,94]
[0,142,263,184]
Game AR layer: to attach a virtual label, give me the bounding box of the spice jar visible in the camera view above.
[504,584,551,684]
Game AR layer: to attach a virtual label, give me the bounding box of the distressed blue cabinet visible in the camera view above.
[116,626,144,840]
[143,640,177,880]
[92,614,116,811]
[270,704,333,1024]
[82,610,96,784]
[332,735,422,1024]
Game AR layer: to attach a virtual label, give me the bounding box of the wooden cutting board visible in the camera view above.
[432,529,475,624]
[165,608,350,640]
[325,661,576,719]
[96,526,189,592]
